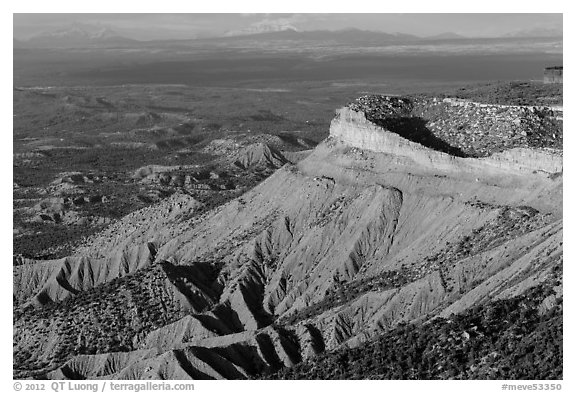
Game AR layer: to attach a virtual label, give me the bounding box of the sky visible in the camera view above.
[13,13,563,41]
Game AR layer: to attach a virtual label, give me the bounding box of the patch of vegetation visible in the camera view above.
[13,261,219,378]
[172,122,196,135]
[427,81,563,106]
[279,269,413,326]
[264,284,562,380]
[13,222,106,260]
[250,109,286,122]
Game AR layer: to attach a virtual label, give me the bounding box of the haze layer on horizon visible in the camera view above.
[14,13,563,41]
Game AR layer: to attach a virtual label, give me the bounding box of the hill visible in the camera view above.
[13,94,562,379]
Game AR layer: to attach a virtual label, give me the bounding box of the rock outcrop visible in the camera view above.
[232,142,288,169]
[330,107,562,175]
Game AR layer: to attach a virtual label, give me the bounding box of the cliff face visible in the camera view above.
[330,107,562,175]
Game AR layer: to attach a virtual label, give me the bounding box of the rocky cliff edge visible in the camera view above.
[330,106,562,175]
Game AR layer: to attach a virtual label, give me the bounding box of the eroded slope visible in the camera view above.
[13,96,562,379]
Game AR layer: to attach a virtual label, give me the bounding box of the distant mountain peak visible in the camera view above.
[425,32,467,40]
[26,25,135,47]
[224,24,299,37]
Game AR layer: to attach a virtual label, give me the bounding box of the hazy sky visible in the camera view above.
[13,13,563,40]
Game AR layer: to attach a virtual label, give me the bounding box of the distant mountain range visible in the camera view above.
[13,26,562,49]
[14,27,137,49]
[222,27,420,41]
